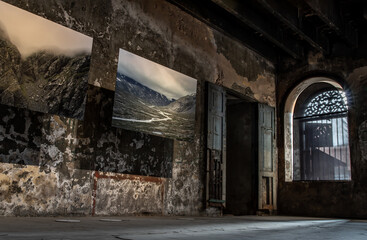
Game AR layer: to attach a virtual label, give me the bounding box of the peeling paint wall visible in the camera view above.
[0,0,275,216]
[277,52,367,218]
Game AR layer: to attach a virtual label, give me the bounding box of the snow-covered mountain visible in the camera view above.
[165,93,196,113]
[115,73,173,106]
[0,26,90,119]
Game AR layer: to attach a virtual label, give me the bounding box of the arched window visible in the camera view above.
[292,83,351,181]
[283,77,352,182]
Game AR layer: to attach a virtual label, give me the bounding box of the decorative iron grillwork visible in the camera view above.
[304,90,348,117]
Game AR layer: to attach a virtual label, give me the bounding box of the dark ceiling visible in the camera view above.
[167,0,367,63]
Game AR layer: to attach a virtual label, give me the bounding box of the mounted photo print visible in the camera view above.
[0,1,93,119]
[112,48,197,140]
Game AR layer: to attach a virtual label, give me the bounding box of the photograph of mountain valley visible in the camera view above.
[112,48,197,140]
[0,1,93,119]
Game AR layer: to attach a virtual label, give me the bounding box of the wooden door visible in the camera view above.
[258,104,277,212]
[206,83,226,206]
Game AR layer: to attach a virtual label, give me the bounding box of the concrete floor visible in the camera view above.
[0,215,366,240]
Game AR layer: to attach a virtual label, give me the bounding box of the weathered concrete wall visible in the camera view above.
[0,0,275,216]
[0,105,92,216]
[277,52,367,218]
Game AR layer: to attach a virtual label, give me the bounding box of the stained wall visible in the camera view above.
[0,0,275,216]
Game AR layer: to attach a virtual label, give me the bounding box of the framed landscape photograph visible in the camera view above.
[0,1,93,119]
[112,48,197,140]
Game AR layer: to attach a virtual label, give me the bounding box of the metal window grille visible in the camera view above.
[294,90,351,181]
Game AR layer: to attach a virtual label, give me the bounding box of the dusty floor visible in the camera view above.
[0,215,366,240]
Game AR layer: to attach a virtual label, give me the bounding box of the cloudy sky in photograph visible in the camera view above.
[117,48,197,100]
[0,1,93,58]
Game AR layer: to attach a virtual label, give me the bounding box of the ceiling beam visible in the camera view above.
[305,0,358,47]
[211,0,303,59]
[254,0,328,53]
[167,0,280,62]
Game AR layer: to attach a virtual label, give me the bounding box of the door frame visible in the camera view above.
[205,82,261,211]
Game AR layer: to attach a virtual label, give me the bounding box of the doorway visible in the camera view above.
[206,83,276,214]
[225,93,258,215]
